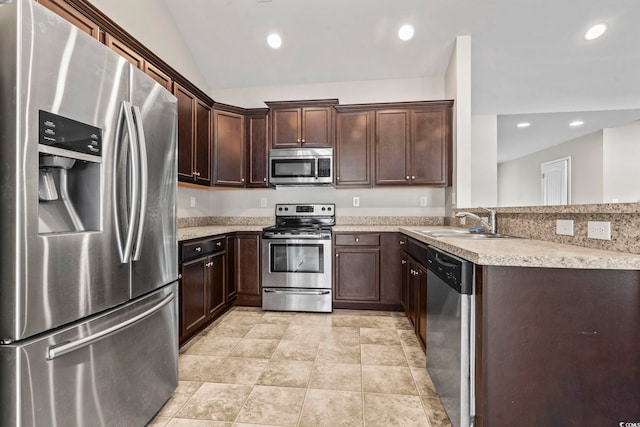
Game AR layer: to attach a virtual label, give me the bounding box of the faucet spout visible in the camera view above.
[455,207,497,234]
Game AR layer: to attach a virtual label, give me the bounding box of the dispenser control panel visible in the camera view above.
[39,110,102,157]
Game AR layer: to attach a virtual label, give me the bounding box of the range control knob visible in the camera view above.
[284,207,289,211]
[328,207,332,211]
[278,207,283,211]
[322,207,326,211]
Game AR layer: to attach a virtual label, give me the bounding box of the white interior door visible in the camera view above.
[541,157,571,205]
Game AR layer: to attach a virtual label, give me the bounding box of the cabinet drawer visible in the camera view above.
[335,233,380,246]
[181,236,225,261]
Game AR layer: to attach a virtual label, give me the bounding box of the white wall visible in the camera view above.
[603,120,640,203]
[178,186,446,218]
[88,0,210,92]
[498,131,604,206]
[210,77,444,108]
[471,115,498,207]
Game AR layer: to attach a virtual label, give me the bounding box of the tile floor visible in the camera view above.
[149,307,452,427]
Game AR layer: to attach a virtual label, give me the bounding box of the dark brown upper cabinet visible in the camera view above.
[266,99,338,148]
[335,108,374,187]
[213,105,246,187]
[175,84,211,185]
[104,33,144,68]
[143,62,173,91]
[373,101,453,186]
[245,109,270,188]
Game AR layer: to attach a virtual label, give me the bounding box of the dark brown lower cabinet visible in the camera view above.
[475,266,640,427]
[179,235,230,345]
[400,236,428,349]
[234,232,262,307]
[333,232,402,311]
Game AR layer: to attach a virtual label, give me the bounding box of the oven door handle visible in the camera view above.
[264,289,331,296]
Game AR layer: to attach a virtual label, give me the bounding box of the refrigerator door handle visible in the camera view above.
[131,105,148,262]
[118,101,140,264]
[46,292,175,361]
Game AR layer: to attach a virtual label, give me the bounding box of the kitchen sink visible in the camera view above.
[420,230,515,239]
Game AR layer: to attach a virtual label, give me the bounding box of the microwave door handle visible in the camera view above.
[314,158,319,180]
[131,105,148,262]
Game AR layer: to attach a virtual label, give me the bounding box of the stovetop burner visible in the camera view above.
[263,203,335,239]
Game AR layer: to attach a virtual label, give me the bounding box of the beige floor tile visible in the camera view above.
[308,362,362,391]
[293,313,332,326]
[330,315,361,327]
[422,395,453,427]
[316,342,361,364]
[281,325,327,342]
[235,385,306,426]
[245,324,288,339]
[322,326,360,344]
[184,336,241,357]
[364,393,429,427]
[207,357,268,385]
[362,365,418,395]
[360,328,402,345]
[403,345,427,368]
[271,340,320,361]
[257,360,314,388]
[361,344,408,366]
[358,310,393,317]
[179,355,224,381]
[175,383,252,422]
[397,329,422,347]
[298,389,363,427]
[204,323,254,338]
[232,424,286,427]
[411,368,439,398]
[229,338,279,359]
[166,419,231,426]
[259,312,296,325]
[359,316,396,329]
[392,316,414,330]
[157,381,203,417]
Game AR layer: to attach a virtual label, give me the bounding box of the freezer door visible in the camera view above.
[0,0,133,341]
[0,284,178,427]
[129,65,178,298]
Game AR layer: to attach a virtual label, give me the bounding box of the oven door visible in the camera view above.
[262,237,332,289]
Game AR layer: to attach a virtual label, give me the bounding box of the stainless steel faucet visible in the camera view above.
[454,207,497,234]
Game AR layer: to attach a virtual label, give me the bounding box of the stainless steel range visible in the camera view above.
[262,203,335,312]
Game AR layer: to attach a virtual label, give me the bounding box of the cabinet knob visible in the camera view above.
[194,171,201,177]
[195,246,202,252]
[263,177,267,182]
[355,237,359,242]
[399,240,405,245]
[337,176,340,181]
[401,260,407,265]
[216,242,222,246]
[178,273,182,279]
[336,253,339,257]
[301,139,305,143]
[297,139,301,143]
[412,176,415,180]
[241,178,245,183]
[405,176,410,180]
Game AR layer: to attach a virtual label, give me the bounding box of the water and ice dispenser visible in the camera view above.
[38,111,102,234]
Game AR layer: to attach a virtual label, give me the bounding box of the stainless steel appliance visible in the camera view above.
[0,1,178,425]
[262,204,335,312]
[268,148,334,186]
[426,246,475,427]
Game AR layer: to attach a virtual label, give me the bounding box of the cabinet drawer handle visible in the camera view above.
[195,246,202,252]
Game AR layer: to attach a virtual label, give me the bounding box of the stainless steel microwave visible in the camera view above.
[268,148,334,185]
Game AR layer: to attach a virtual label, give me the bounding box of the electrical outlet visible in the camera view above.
[459,216,466,226]
[352,197,360,207]
[260,197,267,208]
[190,196,196,208]
[587,221,611,240]
[419,196,428,207]
[556,219,574,236]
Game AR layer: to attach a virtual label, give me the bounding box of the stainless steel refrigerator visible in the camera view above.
[0,0,179,425]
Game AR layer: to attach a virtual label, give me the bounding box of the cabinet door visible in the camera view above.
[411,109,449,185]
[416,263,427,349]
[301,107,333,147]
[226,235,237,301]
[406,259,418,327]
[104,34,144,69]
[401,252,409,312]
[194,100,212,185]
[206,252,226,318]
[271,108,301,148]
[336,111,373,187]
[375,110,410,185]
[334,247,380,302]
[174,84,196,182]
[37,0,101,40]
[246,113,269,187]
[144,62,172,91]
[213,110,245,186]
[235,233,262,306]
[180,257,208,339]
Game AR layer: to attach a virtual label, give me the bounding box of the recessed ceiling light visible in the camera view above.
[569,120,584,127]
[516,122,531,128]
[398,24,414,41]
[267,33,282,49]
[585,24,607,40]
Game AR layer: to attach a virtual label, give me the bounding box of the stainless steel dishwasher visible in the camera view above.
[426,246,475,427]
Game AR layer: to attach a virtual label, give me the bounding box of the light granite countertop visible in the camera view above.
[178,224,640,270]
